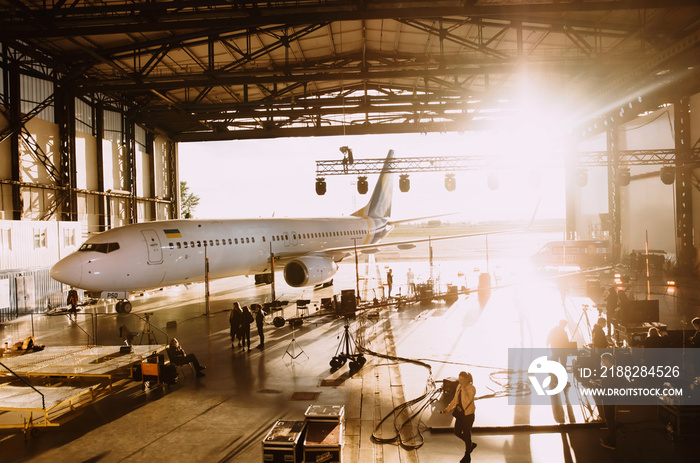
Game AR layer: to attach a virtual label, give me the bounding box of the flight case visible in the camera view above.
[303,405,344,463]
[303,421,342,463]
[262,420,306,463]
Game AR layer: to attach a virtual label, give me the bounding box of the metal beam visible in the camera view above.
[674,96,694,275]
[2,1,697,39]
[607,126,621,264]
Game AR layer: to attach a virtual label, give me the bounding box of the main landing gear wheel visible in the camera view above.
[116,300,132,314]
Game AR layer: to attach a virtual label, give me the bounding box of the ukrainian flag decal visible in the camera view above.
[164,228,182,238]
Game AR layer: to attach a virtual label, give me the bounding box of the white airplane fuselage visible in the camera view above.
[51,216,391,296]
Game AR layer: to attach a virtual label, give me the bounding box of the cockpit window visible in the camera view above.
[79,242,120,253]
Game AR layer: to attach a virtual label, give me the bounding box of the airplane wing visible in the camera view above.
[387,212,457,226]
[327,199,541,254]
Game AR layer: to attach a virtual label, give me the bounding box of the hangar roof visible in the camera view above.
[2,1,700,142]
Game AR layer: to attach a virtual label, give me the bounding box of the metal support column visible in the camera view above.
[55,82,77,221]
[123,115,137,224]
[167,139,179,219]
[607,126,621,264]
[674,96,694,275]
[8,60,22,220]
[146,131,157,221]
[95,102,106,231]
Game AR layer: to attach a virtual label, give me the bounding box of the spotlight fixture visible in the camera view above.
[315,177,327,195]
[576,169,588,187]
[357,176,368,194]
[660,166,675,185]
[618,168,630,186]
[445,173,456,192]
[399,174,410,192]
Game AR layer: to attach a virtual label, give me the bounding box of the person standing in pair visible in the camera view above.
[241,306,254,351]
[230,302,243,348]
[255,305,265,349]
[443,371,477,463]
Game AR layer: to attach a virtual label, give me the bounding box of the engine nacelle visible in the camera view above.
[284,256,338,287]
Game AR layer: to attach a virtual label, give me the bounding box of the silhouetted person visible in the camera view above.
[605,286,618,322]
[592,317,609,349]
[241,306,254,351]
[406,268,415,295]
[443,371,477,463]
[230,302,242,348]
[386,268,393,297]
[168,338,205,377]
[67,287,79,314]
[547,319,570,366]
[643,327,666,348]
[254,304,265,349]
[598,353,625,450]
[689,317,700,348]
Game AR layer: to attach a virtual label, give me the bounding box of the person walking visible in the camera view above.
[443,371,477,463]
[241,306,254,351]
[230,302,243,348]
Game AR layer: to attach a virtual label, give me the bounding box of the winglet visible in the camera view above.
[351,149,394,218]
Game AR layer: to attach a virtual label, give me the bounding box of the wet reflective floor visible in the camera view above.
[1,236,698,463]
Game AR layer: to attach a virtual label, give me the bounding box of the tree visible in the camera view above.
[180,181,200,218]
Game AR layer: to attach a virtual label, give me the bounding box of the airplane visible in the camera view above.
[51,149,537,313]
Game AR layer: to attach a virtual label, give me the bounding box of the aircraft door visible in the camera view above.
[291,231,299,246]
[141,229,163,264]
[283,232,290,247]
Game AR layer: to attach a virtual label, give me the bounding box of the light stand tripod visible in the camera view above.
[283,322,308,361]
[140,312,159,345]
[572,304,596,342]
[330,318,366,373]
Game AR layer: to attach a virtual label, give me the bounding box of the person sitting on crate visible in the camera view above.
[167,338,206,377]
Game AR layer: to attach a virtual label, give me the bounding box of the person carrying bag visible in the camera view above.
[443,371,477,463]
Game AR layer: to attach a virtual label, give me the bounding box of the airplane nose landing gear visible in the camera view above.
[330,319,366,374]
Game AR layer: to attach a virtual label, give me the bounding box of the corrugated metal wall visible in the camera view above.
[0,268,73,323]
[0,220,83,323]
[20,74,54,123]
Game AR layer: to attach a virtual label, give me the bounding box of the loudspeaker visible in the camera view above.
[341,290,356,313]
[442,377,458,398]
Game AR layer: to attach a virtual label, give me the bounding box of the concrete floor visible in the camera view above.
[1,236,698,463]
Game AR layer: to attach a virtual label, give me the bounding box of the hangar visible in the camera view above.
[2,1,700,462]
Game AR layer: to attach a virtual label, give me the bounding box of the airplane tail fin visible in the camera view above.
[351,149,394,219]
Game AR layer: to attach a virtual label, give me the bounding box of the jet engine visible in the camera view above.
[284,256,338,287]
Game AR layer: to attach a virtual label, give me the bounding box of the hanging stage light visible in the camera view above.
[357,176,368,194]
[399,174,411,192]
[660,166,675,185]
[315,177,327,195]
[445,173,456,191]
[618,168,631,186]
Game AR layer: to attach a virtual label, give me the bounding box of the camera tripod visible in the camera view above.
[140,313,159,345]
[330,319,366,373]
[572,304,600,341]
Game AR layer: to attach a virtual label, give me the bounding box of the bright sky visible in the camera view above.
[178,131,566,223]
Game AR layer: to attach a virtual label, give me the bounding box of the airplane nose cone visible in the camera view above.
[50,253,83,287]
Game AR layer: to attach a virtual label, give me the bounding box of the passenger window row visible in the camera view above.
[270,229,367,241]
[169,236,256,250]
[168,229,369,250]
